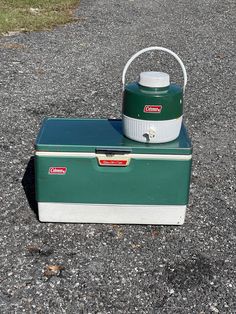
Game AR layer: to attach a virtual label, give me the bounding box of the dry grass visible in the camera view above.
[0,0,80,35]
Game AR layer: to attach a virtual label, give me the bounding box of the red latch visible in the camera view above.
[97,154,130,167]
[99,159,128,166]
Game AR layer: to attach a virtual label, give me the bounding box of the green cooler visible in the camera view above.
[35,118,192,224]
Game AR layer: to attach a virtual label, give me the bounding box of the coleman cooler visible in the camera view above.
[35,118,192,225]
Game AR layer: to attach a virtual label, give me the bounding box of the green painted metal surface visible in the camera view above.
[35,118,191,155]
[35,118,192,206]
[123,82,183,120]
[35,155,192,205]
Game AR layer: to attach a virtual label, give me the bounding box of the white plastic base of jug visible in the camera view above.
[123,115,183,143]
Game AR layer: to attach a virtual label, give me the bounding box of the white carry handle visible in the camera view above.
[122,46,187,93]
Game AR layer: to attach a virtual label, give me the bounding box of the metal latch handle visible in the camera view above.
[95,148,131,155]
[122,46,187,93]
[96,154,130,167]
[95,148,131,167]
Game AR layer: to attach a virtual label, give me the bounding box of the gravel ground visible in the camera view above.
[0,0,235,313]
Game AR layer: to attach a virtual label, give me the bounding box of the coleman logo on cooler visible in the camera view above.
[49,167,67,175]
[144,105,162,113]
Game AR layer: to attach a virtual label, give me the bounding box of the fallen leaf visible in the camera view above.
[47,265,65,272]
[215,53,225,59]
[44,270,54,277]
[112,224,124,239]
[26,244,41,254]
[43,265,65,277]
[35,67,45,75]
[151,227,159,239]
[3,31,21,37]
[0,43,25,49]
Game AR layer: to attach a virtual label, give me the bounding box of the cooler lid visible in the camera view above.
[35,118,192,155]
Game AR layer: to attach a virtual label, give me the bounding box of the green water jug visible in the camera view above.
[122,47,187,143]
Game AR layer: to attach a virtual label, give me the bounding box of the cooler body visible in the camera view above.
[35,118,192,224]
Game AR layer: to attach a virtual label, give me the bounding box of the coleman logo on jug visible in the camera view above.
[49,167,67,175]
[144,105,162,113]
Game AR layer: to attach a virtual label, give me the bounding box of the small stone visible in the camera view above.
[210,305,219,313]
[29,8,40,15]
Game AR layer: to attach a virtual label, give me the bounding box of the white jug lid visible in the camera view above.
[139,71,170,88]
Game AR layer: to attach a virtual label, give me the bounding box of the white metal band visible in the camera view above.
[38,202,186,225]
[35,151,191,160]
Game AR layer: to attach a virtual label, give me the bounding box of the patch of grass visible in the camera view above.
[0,0,80,35]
